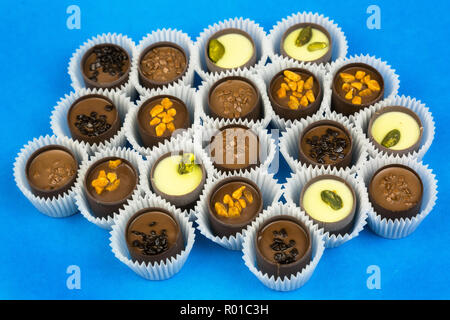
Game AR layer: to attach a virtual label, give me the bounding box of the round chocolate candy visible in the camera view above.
[137,95,190,148]
[84,157,138,219]
[207,177,263,237]
[332,63,384,116]
[125,207,184,264]
[300,175,356,236]
[255,215,312,279]
[67,94,121,145]
[138,42,188,89]
[298,120,353,168]
[368,106,423,156]
[26,145,78,198]
[81,43,130,90]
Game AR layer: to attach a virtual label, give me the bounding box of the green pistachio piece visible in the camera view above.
[320,190,343,210]
[307,42,328,52]
[381,129,401,148]
[295,26,312,47]
[178,153,196,175]
[208,39,225,63]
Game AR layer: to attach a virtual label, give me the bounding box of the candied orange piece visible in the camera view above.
[105,179,120,192]
[281,83,290,91]
[239,198,247,209]
[155,123,166,136]
[228,206,240,217]
[214,202,228,217]
[300,95,309,107]
[345,89,353,100]
[92,177,108,188]
[359,88,372,97]
[223,194,233,206]
[108,160,122,169]
[150,104,164,117]
[288,81,297,91]
[283,70,301,82]
[150,117,161,126]
[243,190,253,203]
[340,73,355,83]
[304,76,314,90]
[297,80,304,93]
[162,114,174,124]
[277,87,287,98]
[355,71,366,80]
[161,97,173,109]
[167,108,177,117]
[157,112,167,118]
[234,200,242,212]
[367,80,381,91]
[232,186,246,200]
[107,172,117,183]
[167,122,175,132]
[351,82,363,91]
[352,96,362,105]
[363,74,371,85]
[292,91,303,98]
[305,90,315,103]
[342,83,351,92]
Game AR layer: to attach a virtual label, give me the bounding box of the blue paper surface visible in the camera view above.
[0,0,449,299]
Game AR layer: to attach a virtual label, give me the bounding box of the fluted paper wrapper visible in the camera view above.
[193,122,277,177]
[195,170,283,250]
[50,88,134,155]
[68,33,137,97]
[124,84,200,157]
[267,11,348,68]
[109,195,196,280]
[358,156,438,239]
[195,68,274,128]
[284,167,369,248]
[13,135,89,218]
[139,134,216,221]
[326,54,400,117]
[130,29,197,96]
[242,202,325,291]
[353,95,435,160]
[256,55,330,130]
[279,112,368,174]
[74,147,145,230]
[194,17,272,80]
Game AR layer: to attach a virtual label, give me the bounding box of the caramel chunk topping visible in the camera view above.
[214,185,254,218]
[339,70,381,104]
[276,70,316,110]
[91,160,123,195]
[149,98,177,136]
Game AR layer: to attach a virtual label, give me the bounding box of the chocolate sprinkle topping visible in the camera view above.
[306,128,348,164]
[131,223,169,256]
[74,110,113,137]
[269,228,298,264]
[88,45,128,82]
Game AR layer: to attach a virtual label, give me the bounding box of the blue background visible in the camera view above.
[1,0,449,300]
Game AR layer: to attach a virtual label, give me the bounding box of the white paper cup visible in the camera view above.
[353,95,435,160]
[284,166,369,248]
[73,147,145,230]
[50,87,134,155]
[357,156,438,239]
[123,84,200,157]
[256,55,330,130]
[13,135,89,218]
[194,17,273,80]
[138,134,216,221]
[195,68,274,129]
[130,28,197,96]
[267,11,348,68]
[193,122,277,177]
[279,111,368,174]
[195,170,283,250]
[68,33,137,97]
[242,202,325,291]
[326,54,400,118]
[109,194,196,280]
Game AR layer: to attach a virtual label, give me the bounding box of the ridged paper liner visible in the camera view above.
[13,135,89,218]
[267,11,348,69]
[68,33,137,97]
[353,95,435,160]
[123,84,200,157]
[50,88,134,155]
[256,55,330,130]
[326,54,400,117]
[193,122,277,177]
[109,195,196,280]
[195,68,274,128]
[138,134,216,221]
[284,167,369,248]
[242,202,325,291]
[195,170,283,250]
[279,111,368,174]
[357,156,438,239]
[130,28,197,96]
[194,17,273,80]
[73,147,145,229]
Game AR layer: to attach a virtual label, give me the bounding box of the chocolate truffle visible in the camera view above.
[208,76,261,121]
[206,28,256,72]
[368,106,423,155]
[84,157,138,219]
[207,177,263,237]
[137,95,190,148]
[332,63,384,116]
[268,68,322,121]
[81,44,130,89]
[125,208,184,264]
[300,175,356,236]
[255,215,312,279]
[299,120,353,168]
[369,164,423,221]
[67,94,120,144]
[209,125,260,173]
[280,23,332,64]
[150,152,206,210]
[26,145,78,198]
[138,42,188,89]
